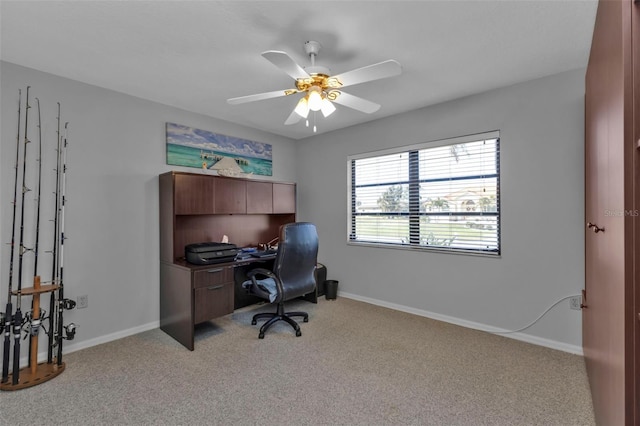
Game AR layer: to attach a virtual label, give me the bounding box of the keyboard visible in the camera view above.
[250,249,277,258]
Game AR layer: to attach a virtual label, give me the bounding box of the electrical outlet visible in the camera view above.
[569,296,582,310]
[77,295,88,309]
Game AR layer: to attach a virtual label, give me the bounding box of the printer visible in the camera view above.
[185,242,239,265]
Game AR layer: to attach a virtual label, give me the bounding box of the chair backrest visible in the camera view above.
[273,222,319,300]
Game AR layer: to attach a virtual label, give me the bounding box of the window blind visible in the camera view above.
[348,131,500,255]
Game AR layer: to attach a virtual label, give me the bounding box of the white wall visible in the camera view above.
[297,69,585,353]
[0,61,297,357]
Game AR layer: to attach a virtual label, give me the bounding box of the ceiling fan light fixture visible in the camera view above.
[308,86,323,111]
[320,97,336,117]
[294,96,310,118]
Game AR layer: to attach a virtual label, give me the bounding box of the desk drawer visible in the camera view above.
[193,267,233,289]
[194,281,233,324]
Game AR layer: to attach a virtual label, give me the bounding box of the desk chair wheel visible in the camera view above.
[296,330,302,337]
[251,319,257,325]
[303,317,309,323]
[259,332,265,339]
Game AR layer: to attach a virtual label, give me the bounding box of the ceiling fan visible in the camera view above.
[227,41,402,130]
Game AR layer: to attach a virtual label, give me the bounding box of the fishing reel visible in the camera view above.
[0,312,5,329]
[22,309,47,339]
[63,323,77,340]
[62,298,76,310]
[28,318,42,337]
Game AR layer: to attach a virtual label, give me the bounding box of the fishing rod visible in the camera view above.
[33,98,43,290]
[47,103,61,364]
[12,86,32,385]
[1,89,22,384]
[26,97,44,369]
[56,122,72,365]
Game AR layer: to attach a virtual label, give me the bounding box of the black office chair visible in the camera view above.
[243,222,318,339]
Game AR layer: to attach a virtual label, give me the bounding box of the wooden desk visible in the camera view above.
[159,171,296,350]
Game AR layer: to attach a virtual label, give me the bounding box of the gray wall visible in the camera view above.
[297,69,585,353]
[0,61,297,356]
[1,61,585,357]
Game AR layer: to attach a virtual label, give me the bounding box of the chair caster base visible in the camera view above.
[251,307,309,339]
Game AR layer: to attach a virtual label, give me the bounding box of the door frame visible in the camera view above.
[633,0,639,423]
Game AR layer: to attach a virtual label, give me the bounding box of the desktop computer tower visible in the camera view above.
[301,263,327,303]
[315,263,327,297]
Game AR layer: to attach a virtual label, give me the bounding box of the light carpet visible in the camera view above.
[1,297,595,425]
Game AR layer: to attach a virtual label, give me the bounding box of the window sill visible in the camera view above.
[347,240,501,258]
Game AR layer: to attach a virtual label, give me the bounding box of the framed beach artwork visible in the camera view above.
[166,122,273,177]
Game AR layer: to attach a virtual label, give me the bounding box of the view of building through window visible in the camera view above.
[348,132,500,255]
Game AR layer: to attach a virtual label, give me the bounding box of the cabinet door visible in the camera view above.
[273,183,296,214]
[247,181,273,214]
[193,267,234,324]
[194,282,233,324]
[215,178,247,213]
[174,174,215,215]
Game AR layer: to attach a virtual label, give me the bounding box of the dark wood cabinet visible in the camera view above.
[193,267,234,324]
[273,183,296,214]
[247,181,273,213]
[159,171,296,350]
[160,172,296,262]
[174,173,215,214]
[214,177,246,214]
[160,261,235,350]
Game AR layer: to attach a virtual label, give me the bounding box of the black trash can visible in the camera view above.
[324,280,339,300]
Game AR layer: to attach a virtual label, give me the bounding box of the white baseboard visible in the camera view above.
[20,292,582,365]
[24,320,160,366]
[339,291,583,356]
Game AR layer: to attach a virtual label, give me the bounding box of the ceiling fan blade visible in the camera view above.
[330,60,402,88]
[284,108,303,125]
[227,89,296,105]
[262,50,310,80]
[331,91,381,114]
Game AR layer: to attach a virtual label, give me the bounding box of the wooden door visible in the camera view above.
[584,0,637,424]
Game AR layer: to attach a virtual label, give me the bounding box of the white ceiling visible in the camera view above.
[0,0,597,140]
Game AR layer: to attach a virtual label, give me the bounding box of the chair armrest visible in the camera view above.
[245,268,284,302]
[246,268,276,280]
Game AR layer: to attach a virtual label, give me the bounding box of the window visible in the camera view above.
[348,131,500,255]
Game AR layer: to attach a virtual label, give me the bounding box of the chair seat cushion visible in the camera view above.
[242,278,278,302]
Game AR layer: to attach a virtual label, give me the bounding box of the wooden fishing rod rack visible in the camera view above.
[0,277,65,391]
[2,88,72,391]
